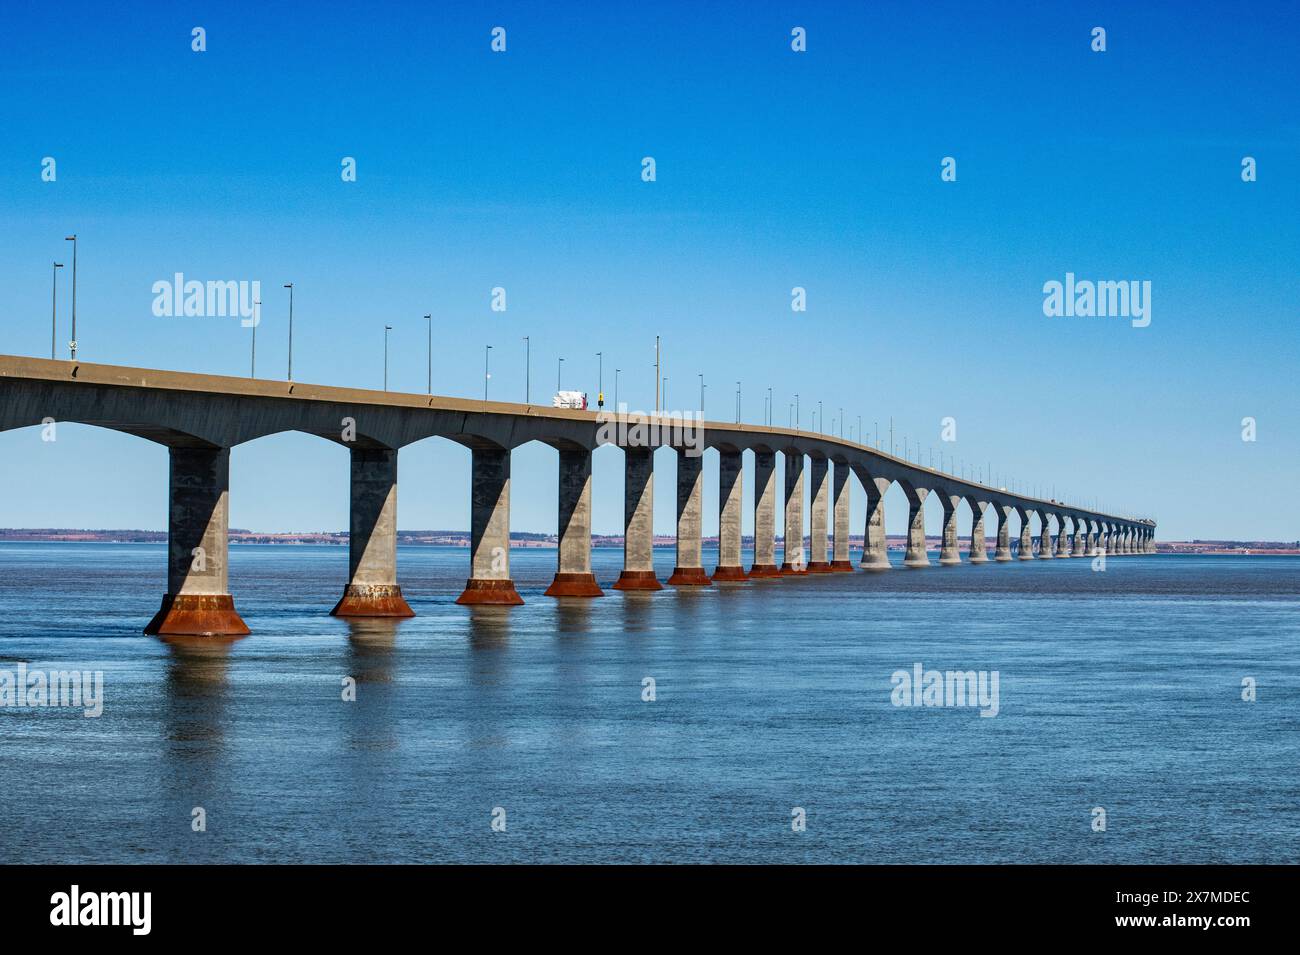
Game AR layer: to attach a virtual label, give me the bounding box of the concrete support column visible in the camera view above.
[903,485,930,568]
[667,449,711,585]
[457,447,523,605]
[1054,515,1070,557]
[1016,507,1034,560]
[1149,528,1157,553]
[779,451,807,574]
[749,450,780,577]
[994,505,1013,562]
[1126,527,1135,554]
[331,447,414,617]
[966,497,989,563]
[939,494,961,565]
[1071,518,1087,556]
[712,449,747,581]
[1038,509,1054,559]
[860,476,891,571]
[1087,520,1100,555]
[544,447,603,596]
[830,461,853,571]
[145,446,250,636]
[806,457,832,572]
[614,448,662,590]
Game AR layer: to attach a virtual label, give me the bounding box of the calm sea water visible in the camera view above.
[0,542,1296,864]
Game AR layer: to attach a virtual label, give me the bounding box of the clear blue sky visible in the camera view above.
[1,0,1296,541]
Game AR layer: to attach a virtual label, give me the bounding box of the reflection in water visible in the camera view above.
[160,637,233,747]
[553,598,593,637]
[344,618,400,686]
[466,606,513,650]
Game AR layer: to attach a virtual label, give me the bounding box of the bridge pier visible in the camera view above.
[1054,515,1070,557]
[779,451,806,574]
[903,485,930,568]
[966,497,989,563]
[994,505,1013,561]
[1038,508,1054,559]
[749,450,780,577]
[830,462,853,571]
[668,449,711,585]
[1016,506,1034,560]
[806,457,833,572]
[860,476,891,570]
[939,494,961,565]
[144,446,250,636]
[331,448,414,617]
[544,448,603,596]
[456,447,523,604]
[1071,518,1086,556]
[711,450,747,581]
[614,447,662,590]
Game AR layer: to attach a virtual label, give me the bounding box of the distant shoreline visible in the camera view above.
[2,530,1297,555]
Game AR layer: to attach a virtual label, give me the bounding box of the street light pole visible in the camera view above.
[558,356,564,392]
[699,374,705,415]
[484,345,492,401]
[425,314,432,394]
[614,368,620,409]
[735,382,740,424]
[251,299,260,377]
[795,394,800,432]
[50,262,63,360]
[283,283,295,380]
[524,336,531,403]
[63,235,77,360]
[383,325,392,390]
[597,352,603,408]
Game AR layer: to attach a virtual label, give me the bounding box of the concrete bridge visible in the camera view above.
[0,355,1156,636]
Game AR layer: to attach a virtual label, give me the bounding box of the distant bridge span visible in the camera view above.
[0,356,1156,635]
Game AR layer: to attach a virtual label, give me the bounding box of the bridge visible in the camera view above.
[0,355,1156,636]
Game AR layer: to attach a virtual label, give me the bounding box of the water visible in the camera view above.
[1,542,1297,864]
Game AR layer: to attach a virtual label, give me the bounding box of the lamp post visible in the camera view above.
[283,283,295,380]
[698,373,704,415]
[735,381,740,424]
[523,337,531,403]
[63,235,77,360]
[383,325,393,390]
[558,356,564,392]
[484,345,492,401]
[425,314,432,394]
[767,387,772,425]
[614,368,620,409]
[795,394,800,432]
[50,262,63,360]
[663,377,668,409]
[250,299,260,377]
[597,351,603,408]
[818,400,823,434]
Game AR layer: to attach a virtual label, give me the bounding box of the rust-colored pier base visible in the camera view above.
[144,594,250,637]
[747,563,781,579]
[779,563,808,576]
[330,584,415,618]
[829,560,855,573]
[543,573,604,597]
[667,567,713,586]
[805,561,835,574]
[711,565,749,582]
[612,570,663,591]
[455,579,524,605]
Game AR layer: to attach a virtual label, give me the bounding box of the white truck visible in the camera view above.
[552,390,588,410]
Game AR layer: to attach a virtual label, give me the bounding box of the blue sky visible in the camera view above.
[1,0,1297,541]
